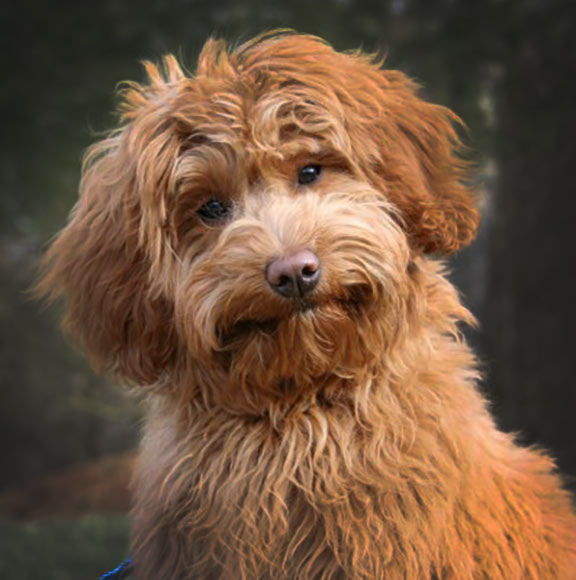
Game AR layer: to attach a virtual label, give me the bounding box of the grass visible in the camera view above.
[0,515,130,580]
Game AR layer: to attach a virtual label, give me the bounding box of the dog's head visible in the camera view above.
[39,32,478,412]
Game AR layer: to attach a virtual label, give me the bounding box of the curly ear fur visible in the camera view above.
[36,58,185,385]
[327,55,480,254]
[366,70,480,254]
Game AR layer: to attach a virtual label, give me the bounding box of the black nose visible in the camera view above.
[266,250,321,298]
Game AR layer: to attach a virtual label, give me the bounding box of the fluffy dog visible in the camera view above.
[39,32,576,579]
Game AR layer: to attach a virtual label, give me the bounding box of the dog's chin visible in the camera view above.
[207,284,384,407]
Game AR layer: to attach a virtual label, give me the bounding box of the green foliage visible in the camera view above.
[0,516,129,580]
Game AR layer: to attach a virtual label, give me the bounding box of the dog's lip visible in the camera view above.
[220,306,308,345]
[219,285,372,345]
[225,317,281,339]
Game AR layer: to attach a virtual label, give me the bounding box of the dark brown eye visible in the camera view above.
[197,199,232,224]
[298,165,322,185]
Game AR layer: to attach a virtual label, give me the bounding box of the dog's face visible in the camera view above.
[40,33,478,413]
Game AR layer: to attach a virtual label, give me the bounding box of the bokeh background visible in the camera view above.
[1,0,575,577]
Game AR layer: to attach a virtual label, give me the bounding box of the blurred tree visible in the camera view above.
[484,0,576,478]
[386,0,576,481]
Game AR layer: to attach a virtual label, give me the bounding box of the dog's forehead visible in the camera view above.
[175,74,352,166]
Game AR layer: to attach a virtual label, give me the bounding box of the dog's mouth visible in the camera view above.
[222,317,281,343]
[218,284,373,346]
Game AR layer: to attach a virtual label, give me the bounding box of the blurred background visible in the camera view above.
[1,0,575,577]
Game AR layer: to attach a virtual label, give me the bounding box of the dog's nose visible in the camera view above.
[266,250,321,298]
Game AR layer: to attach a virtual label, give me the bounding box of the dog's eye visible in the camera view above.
[298,165,322,185]
[197,199,232,224]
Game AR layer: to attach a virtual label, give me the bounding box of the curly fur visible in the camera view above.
[38,31,576,579]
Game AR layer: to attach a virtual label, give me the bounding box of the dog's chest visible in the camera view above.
[150,408,452,579]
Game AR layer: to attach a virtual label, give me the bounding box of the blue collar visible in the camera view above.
[99,559,133,579]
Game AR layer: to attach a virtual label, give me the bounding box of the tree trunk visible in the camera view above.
[484,0,576,479]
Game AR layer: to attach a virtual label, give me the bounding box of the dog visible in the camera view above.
[38,31,576,579]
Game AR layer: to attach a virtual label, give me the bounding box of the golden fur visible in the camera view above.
[38,32,576,579]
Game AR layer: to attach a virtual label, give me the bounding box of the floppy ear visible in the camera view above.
[37,57,186,385]
[352,67,480,254]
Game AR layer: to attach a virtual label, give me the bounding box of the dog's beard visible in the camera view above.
[176,278,406,413]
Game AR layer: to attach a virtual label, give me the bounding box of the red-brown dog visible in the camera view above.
[39,32,576,579]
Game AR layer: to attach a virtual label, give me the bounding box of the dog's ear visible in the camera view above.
[36,57,186,385]
[353,68,480,254]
